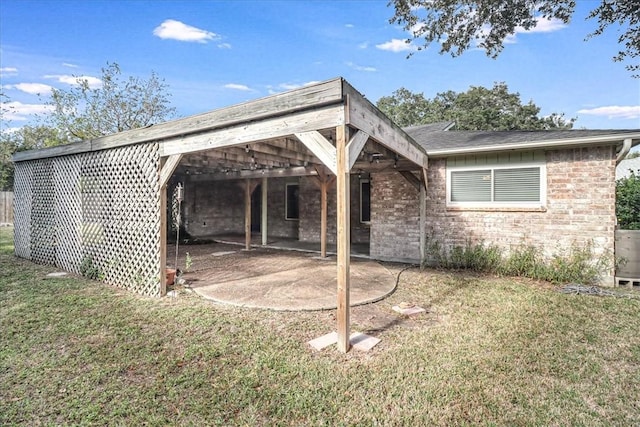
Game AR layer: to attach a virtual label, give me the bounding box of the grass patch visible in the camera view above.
[1,227,639,425]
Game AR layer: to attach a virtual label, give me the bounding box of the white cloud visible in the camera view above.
[409,22,426,36]
[376,38,418,52]
[358,42,369,49]
[517,17,566,34]
[4,83,54,95]
[0,67,18,77]
[267,81,321,94]
[224,83,251,91]
[346,62,377,72]
[153,19,219,43]
[577,106,640,120]
[44,74,102,89]
[62,62,78,68]
[278,83,302,90]
[496,17,567,45]
[0,101,54,121]
[217,42,232,49]
[345,24,354,28]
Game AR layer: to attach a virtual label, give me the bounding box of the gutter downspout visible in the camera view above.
[616,138,633,165]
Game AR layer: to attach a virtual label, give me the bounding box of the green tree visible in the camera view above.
[46,62,175,141]
[0,63,175,189]
[389,0,639,76]
[616,171,640,230]
[377,82,575,130]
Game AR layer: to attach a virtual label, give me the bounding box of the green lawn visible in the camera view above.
[1,227,639,426]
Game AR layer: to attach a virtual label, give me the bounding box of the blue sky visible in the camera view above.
[1,0,639,131]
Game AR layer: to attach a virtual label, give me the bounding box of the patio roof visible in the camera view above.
[13,77,427,176]
[13,77,427,353]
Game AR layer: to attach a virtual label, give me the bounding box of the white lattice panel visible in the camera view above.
[13,142,162,297]
[13,162,33,259]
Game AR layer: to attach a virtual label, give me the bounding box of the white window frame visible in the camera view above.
[284,182,299,220]
[359,179,371,224]
[446,161,546,209]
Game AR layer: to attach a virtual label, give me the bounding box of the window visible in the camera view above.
[447,163,545,208]
[360,179,371,223]
[285,183,299,220]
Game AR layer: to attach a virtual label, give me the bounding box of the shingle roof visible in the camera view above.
[403,125,640,155]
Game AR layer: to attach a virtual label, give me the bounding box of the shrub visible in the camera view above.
[425,239,611,285]
[616,170,640,230]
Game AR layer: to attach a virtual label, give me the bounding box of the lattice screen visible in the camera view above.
[13,142,162,296]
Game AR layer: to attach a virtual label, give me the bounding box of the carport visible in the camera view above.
[13,77,428,352]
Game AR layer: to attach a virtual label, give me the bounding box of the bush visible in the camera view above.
[616,170,640,230]
[425,239,611,285]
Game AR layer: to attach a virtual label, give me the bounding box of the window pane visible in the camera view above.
[451,170,491,202]
[285,184,299,220]
[360,180,371,222]
[494,167,540,202]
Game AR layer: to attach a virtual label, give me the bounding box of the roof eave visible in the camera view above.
[426,132,640,157]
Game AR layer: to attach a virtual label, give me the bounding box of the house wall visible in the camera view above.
[183,177,298,238]
[369,146,617,281]
[369,171,421,262]
[183,174,370,244]
[298,175,370,245]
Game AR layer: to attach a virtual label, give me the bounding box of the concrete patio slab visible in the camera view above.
[170,242,397,311]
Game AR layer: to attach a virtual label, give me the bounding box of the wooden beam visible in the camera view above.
[261,177,268,246]
[160,105,345,157]
[336,124,351,353]
[186,166,318,182]
[15,79,345,163]
[398,171,421,191]
[294,131,337,175]
[159,154,183,188]
[250,142,318,164]
[226,146,319,167]
[422,167,428,191]
[346,130,369,170]
[344,84,428,169]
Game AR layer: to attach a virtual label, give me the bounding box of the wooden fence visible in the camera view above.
[0,192,13,224]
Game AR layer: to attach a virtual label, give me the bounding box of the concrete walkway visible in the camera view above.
[169,242,397,311]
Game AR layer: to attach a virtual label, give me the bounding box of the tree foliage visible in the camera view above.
[389,0,639,76]
[376,82,575,130]
[46,62,175,141]
[616,170,640,230]
[0,63,175,190]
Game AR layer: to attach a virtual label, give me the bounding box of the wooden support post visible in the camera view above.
[261,177,268,246]
[320,179,328,258]
[244,179,252,251]
[159,154,182,297]
[419,182,427,265]
[160,185,167,297]
[336,125,351,353]
[419,168,428,267]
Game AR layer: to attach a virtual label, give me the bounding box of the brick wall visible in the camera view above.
[427,147,616,258]
[370,171,421,261]
[183,179,244,236]
[298,175,370,244]
[369,146,617,279]
[265,178,299,239]
[182,177,298,239]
